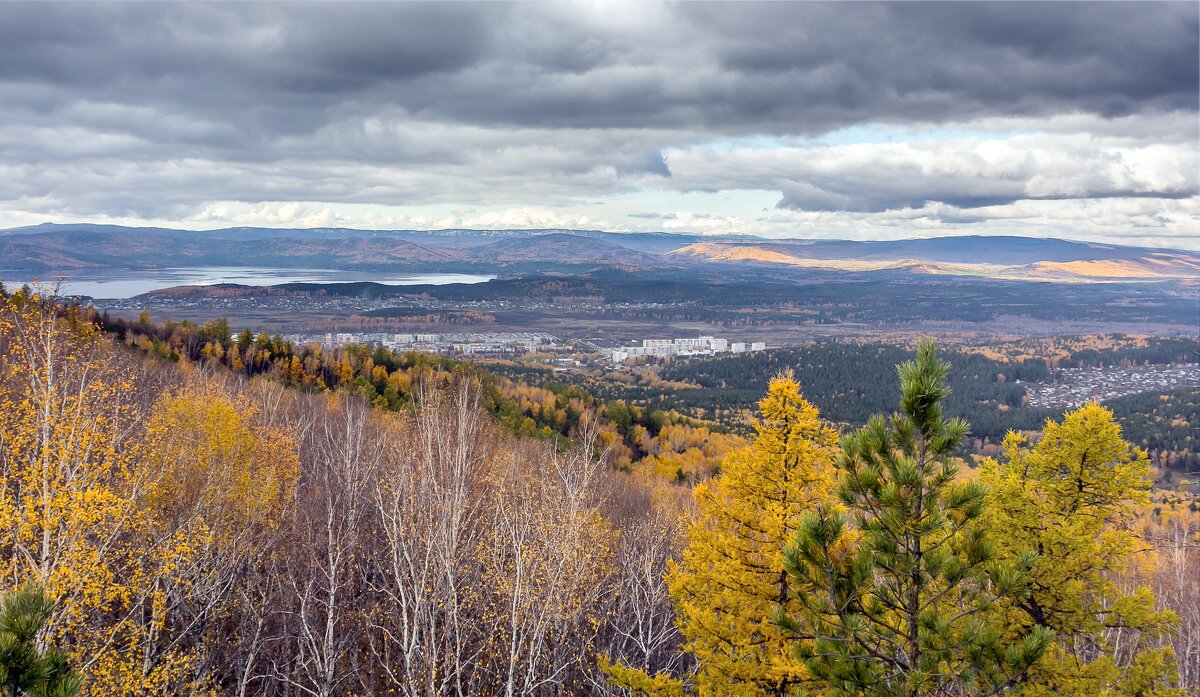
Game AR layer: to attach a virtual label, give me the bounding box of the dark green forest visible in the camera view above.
[1106,388,1200,474]
[657,344,1053,443]
[493,338,1200,472]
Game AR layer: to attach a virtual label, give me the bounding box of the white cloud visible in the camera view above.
[181,202,626,233]
[662,128,1198,212]
[0,104,1194,247]
[456,207,623,230]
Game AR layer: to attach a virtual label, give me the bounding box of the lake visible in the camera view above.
[0,268,497,299]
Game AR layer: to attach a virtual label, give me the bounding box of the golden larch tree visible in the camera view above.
[629,371,840,695]
[982,403,1183,696]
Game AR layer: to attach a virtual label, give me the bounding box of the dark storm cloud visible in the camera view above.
[0,1,1195,221]
[0,3,502,143]
[688,2,1197,126]
[2,2,1194,136]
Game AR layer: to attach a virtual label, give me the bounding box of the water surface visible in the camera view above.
[0,268,496,299]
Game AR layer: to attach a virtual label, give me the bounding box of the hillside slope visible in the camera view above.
[670,237,1200,280]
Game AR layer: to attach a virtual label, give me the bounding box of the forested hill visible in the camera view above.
[74,296,743,481]
[1,289,1196,696]
[0,287,700,694]
[90,295,1200,474]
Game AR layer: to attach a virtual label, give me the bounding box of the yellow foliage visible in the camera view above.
[638,423,745,482]
[142,381,298,538]
[0,295,300,695]
[599,654,686,696]
[982,403,1182,695]
[663,372,839,695]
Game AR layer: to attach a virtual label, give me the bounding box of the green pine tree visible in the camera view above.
[0,585,81,697]
[776,338,1050,696]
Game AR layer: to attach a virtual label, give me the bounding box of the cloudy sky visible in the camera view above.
[1,1,1197,247]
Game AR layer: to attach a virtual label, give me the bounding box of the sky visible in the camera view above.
[1,1,1197,248]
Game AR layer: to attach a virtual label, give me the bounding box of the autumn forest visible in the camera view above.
[0,287,1196,697]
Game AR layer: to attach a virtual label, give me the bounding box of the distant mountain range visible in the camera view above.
[669,239,1200,280]
[2,222,1197,282]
